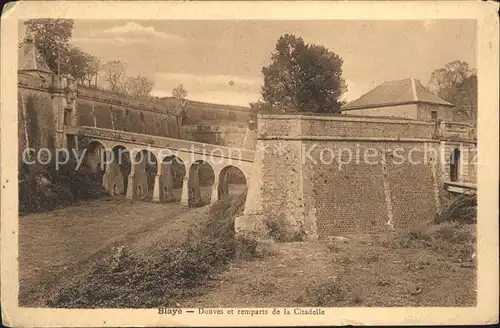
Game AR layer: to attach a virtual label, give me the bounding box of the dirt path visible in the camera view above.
[19,196,211,306]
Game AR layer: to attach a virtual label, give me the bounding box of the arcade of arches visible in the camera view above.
[83,141,248,207]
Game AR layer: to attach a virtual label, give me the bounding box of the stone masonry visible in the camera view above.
[236,114,477,240]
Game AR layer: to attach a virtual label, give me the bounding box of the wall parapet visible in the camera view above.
[179,99,251,125]
[260,135,439,143]
[259,113,435,125]
[66,126,255,162]
[77,86,183,116]
[442,121,477,142]
[257,113,477,143]
[18,71,52,91]
[184,99,251,113]
[181,124,249,133]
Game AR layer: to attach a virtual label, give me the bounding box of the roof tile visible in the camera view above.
[343,78,453,110]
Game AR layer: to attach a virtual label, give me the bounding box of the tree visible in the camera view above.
[247,100,272,130]
[63,46,90,84]
[102,60,126,92]
[172,84,188,100]
[83,56,101,87]
[63,48,101,87]
[260,34,347,113]
[24,19,75,74]
[124,75,155,97]
[429,60,477,121]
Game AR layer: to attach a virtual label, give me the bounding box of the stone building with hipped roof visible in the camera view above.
[342,78,455,121]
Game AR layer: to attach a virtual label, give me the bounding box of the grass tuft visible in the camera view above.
[46,191,270,308]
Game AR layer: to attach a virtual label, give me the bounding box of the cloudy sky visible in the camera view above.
[23,19,477,106]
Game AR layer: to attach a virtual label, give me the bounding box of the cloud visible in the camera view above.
[152,72,262,106]
[155,72,261,89]
[72,36,151,45]
[99,22,186,41]
[73,22,188,45]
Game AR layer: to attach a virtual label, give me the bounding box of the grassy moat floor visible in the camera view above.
[19,195,476,307]
[184,233,476,307]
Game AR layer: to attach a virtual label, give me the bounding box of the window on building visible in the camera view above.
[63,109,71,126]
[431,110,438,120]
[450,148,461,182]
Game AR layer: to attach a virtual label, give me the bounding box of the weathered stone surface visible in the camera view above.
[244,114,477,239]
[234,214,270,240]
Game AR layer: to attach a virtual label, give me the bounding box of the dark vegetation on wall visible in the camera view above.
[75,97,181,139]
[436,194,477,225]
[19,158,104,215]
[24,93,55,150]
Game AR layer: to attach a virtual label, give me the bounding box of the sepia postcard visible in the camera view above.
[1,1,499,327]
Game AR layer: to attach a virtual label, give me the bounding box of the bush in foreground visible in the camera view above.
[19,159,104,214]
[46,191,273,308]
[265,214,306,242]
[436,194,477,224]
[391,221,476,263]
[298,277,363,307]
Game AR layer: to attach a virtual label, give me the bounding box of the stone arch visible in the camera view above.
[63,108,72,126]
[82,140,106,187]
[218,165,248,201]
[102,145,131,196]
[450,147,461,182]
[187,160,215,207]
[155,155,186,202]
[131,149,157,200]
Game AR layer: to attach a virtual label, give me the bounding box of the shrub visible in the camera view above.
[390,222,476,263]
[430,222,476,262]
[338,254,353,266]
[46,191,268,308]
[19,159,104,214]
[394,228,433,248]
[234,235,260,261]
[265,215,306,242]
[436,194,477,224]
[301,277,362,307]
[359,249,381,264]
[247,281,278,296]
[255,238,279,258]
[47,228,236,308]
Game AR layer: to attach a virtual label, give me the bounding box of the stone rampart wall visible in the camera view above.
[241,114,476,238]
